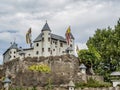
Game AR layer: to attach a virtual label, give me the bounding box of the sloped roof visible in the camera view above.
[111,71,120,76]
[33,33,42,42]
[42,22,51,32]
[9,42,18,49]
[3,42,18,55]
[51,34,66,42]
[68,80,75,87]
[3,77,11,83]
[79,63,87,69]
[34,33,66,42]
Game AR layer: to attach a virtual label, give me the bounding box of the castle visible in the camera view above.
[3,22,75,63]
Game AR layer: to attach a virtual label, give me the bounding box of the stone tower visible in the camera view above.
[41,22,51,57]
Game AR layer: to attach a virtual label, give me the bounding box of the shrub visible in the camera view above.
[75,77,112,88]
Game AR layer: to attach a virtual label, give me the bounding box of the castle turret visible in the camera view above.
[41,22,51,56]
[3,42,18,63]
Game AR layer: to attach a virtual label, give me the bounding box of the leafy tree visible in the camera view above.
[85,19,120,81]
[78,48,101,73]
[78,49,96,68]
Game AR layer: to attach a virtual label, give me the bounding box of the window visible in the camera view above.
[36,51,39,55]
[29,54,31,56]
[14,51,16,54]
[70,44,72,47]
[48,33,50,35]
[42,38,44,41]
[60,43,63,47]
[53,49,55,51]
[36,43,39,47]
[14,56,16,58]
[55,42,57,45]
[48,38,50,42]
[42,48,44,52]
[48,48,50,52]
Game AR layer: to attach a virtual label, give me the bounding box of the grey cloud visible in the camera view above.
[0,30,18,33]
[0,0,120,64]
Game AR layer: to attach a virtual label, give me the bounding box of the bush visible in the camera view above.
[75,77,112,88]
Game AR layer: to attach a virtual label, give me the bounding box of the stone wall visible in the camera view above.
[0,55,104,89]
[1,55,80,87]
[8,86,120,90]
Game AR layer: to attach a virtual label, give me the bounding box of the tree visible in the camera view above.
[78,48,100,73]
[86,19,120,81]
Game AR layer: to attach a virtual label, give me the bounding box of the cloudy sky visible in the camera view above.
[0,0,120,64]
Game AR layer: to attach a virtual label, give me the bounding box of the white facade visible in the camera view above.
[3,22,75,63]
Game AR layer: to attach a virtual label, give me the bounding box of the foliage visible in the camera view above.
[31,86,37,90]
[75,77,111,88]
[45,78,53,90]
[29,64,51,73]
[78,49,99,68]
[78,19,120,81]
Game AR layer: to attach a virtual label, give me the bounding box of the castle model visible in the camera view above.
[3,22,75,63]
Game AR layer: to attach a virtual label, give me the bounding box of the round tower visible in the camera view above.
[41,21,51,57]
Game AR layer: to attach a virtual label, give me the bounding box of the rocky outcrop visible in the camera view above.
[1,55,80,87]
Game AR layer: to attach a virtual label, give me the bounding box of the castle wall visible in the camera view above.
[24,49,34,57]
[34,41,42,57]
[9,49,17,60]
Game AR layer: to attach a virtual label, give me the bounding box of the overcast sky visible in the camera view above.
[0,0,120,64]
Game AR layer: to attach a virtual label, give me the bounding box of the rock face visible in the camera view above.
[1,55,80,87]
